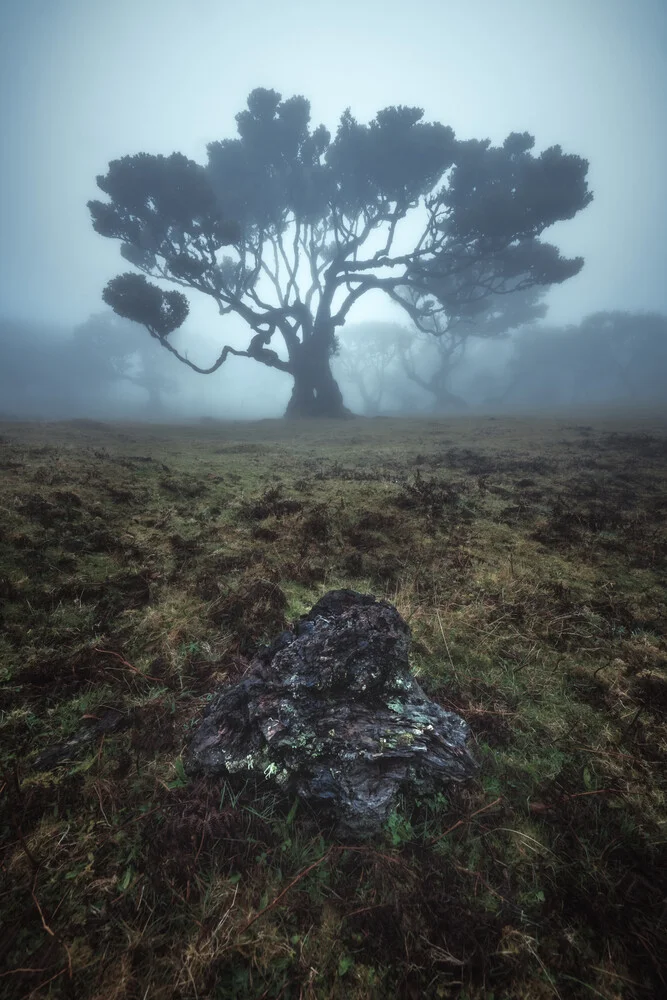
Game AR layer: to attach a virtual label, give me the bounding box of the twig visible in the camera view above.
[343,903,386,920]
[194,825,206,865]
[530,788,626,812]
[19,967,66,999]
[429,797,502,846]
[336,845,404,865]
[590,966,649,989]
[525,938,563,1000]
[31,889,54,936]
[94,780,111,827]
[164,877,204,929]
[570,744,646,766]
[238,848,333,935]
[618,706,643,743]
[115,805,161,830]
[64,941,73,979]
[565,788,622,800]
[15,827,40,875]
[0,968,50,977]
[93,647,160,682]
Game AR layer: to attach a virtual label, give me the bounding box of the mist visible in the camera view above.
[1,0,666,421]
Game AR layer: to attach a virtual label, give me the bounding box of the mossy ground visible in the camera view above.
[1,412,666,999]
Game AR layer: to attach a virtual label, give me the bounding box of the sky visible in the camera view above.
[1,0,666,358]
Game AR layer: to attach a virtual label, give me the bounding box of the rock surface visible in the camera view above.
[185,589,476,838]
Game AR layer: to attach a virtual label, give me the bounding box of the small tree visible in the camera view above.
[89,90,592,418]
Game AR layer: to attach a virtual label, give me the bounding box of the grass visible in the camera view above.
[0,411,666,999]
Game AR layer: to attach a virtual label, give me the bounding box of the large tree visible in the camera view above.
[89,89,592,418]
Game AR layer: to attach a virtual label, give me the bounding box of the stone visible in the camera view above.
[185,589,476,838]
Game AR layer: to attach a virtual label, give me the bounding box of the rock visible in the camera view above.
[185,589,476,838]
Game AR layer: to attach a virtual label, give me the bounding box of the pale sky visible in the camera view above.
[1,0,666,351]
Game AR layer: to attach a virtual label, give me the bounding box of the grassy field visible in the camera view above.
[1,411,666,1000]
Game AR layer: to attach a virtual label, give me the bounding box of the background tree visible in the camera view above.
[0,312,181,420]
[567,311,667,402]
[499,311,667,409]
[0,319,72,418]
[71,311,179,416]
[398,284,547,412]
[334,322,413,415]
[89,90,592,418]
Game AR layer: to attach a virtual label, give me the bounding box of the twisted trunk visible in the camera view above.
[430,385,469,414]
[285,330,352,418]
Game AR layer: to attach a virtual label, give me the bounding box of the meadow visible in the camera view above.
[1,411,666,999]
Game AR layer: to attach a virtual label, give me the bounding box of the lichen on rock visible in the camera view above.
[185,589,476,838]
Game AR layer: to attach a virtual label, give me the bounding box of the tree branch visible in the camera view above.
[146,328,291,375]
[330,274,411,327]
[277,223,302,303]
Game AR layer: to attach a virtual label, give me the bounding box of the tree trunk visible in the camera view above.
[145,382,164,416]
[358,380,380,417]
[285,337,353,418]
[430,386,469,414]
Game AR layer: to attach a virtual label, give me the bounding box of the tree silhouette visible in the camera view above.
[501,311,667,407]
[71,311,179,415]
[89,90,592,417]
[334,322,413,415]
[398,284,548,412]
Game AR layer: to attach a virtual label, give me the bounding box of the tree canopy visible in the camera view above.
[89,88,593,417]
[499,310,667,407]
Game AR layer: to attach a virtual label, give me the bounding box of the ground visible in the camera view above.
[0,410,665,999]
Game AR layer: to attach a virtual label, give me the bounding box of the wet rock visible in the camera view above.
[185,589,476,838]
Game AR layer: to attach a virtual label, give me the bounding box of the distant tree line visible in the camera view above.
[0,312,177,420]
[493,311,667,409]
[2,307,665,421]
[332,310,667,415]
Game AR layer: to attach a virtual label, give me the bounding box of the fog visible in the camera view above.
[1,0,666,422]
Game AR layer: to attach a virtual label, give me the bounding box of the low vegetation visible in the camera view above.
[1,412,666,999]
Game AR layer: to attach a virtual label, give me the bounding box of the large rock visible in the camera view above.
[185,589,476,838]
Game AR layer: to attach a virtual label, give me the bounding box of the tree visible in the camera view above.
[88,90,592,418]
[398,284,548,412]
[71,311,179,416]
[0,318,72,417]
[502,310,667,408]
[334,322,413,415]
[568,311,667,402]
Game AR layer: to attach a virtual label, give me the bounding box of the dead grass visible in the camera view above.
[1,410,666,999]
